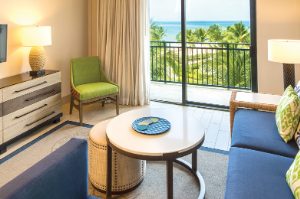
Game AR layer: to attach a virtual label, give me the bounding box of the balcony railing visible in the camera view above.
[150,41,252,90]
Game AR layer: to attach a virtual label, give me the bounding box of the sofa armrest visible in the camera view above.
[230,91,280,134]
[0,139,88,199]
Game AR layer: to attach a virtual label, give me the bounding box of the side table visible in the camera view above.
[230,91,281,134]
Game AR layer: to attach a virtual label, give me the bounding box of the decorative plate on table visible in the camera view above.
[132,117,171,135]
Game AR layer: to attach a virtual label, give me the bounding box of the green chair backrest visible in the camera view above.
[71,56,105,87]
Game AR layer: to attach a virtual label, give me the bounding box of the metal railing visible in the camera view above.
[150,41,252,90]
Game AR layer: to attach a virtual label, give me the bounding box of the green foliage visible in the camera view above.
[225,22,250,43]
[174,22,250,44]
[150,22,252,89]
[176,28,207,43]
[207,24,224,42]
[194,28,208,42]
[150,22,166,41]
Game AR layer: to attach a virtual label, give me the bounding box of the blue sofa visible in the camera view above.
[0,138,98,199]
[225,109,297,199]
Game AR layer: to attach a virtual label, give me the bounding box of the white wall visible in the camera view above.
[257,0,300,94]
[0,0,88,97]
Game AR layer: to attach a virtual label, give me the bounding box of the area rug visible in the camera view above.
[0,121,228,199]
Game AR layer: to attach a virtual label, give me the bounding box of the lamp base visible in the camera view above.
[283,64,295,89]
[30,70,45,77]
[29,46,46,72]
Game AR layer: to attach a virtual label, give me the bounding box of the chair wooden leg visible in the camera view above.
[79,101,83,125]
[70,95,74,115]
[116,95,119,115]
[102,100,105,107]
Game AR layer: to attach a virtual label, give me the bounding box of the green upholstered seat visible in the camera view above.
[70,56,119,125]
[76,82,119,100]
[71,56,109,86]
[71,56,119,100]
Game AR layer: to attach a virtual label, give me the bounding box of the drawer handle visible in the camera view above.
[15,104,48,119]
[25,111,56,127]
[14,81,48,93]
[25,90,56,102]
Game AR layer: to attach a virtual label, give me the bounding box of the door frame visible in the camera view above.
[181,0,258,109]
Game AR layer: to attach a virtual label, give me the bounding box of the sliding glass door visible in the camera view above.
[149,0,257,107]
[149,0,182,103]
[185,0,254,107]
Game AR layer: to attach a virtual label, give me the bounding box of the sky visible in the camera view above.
[150,0,250,22]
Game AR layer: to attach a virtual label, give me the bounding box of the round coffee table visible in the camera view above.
[106,107,205,199]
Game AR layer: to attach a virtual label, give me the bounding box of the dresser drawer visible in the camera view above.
[3,83,61,116]
[3,72,61,102]
[0,89,3,103]
[0,116,2,136]
[3,105,61,143]
[3,94,61,129]
[0,130,2,144]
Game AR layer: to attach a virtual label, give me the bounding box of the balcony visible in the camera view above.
[150,41,252,106]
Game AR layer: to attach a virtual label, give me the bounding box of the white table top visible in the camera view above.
[235,92,281,105]
[106,107,205,157]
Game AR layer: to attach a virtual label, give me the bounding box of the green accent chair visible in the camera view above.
[70,56,119,125]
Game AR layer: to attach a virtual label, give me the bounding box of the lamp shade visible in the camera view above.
[268,39,300,64]
[22,26,52,47]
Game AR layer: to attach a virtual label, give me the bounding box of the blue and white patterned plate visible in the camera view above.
[132,117,171,135]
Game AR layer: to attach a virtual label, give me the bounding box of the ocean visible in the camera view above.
[154,21,250,41]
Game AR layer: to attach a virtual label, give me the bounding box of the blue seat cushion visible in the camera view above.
[87,196,99,199]
[225,147,294,199]
[232,109,298,158]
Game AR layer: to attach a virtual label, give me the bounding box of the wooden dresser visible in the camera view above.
[0,70,62,154]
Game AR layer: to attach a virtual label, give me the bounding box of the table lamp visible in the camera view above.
[268,39,300,89]
[22,26,52,77]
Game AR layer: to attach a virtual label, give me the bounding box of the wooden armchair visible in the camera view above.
[70,56,119,125]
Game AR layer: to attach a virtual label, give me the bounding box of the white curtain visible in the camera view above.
[88,0,150,106]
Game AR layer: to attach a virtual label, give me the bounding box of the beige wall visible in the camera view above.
[0,0,88,97]
[257,0,300,94]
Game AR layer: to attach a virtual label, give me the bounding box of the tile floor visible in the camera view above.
[0,101,231,159]
[150,82,233,107]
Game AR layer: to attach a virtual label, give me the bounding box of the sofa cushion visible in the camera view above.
[76,82,119,100]
[225,147,294,199]
[276,85,300,142]
[286,151,300,198]
[294,81,300,98]
[71,56,102,86]
[232,109,298,158]
[295,81,300,148]
[294,124,300,149]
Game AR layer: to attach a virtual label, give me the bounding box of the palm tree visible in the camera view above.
[150,22,167,81]
[193,28,207,42]
[207,24,224,42]
[176,28,207,43]
[223,22,251,88]
[186,29,196,42]
[150,22,166,41]
[225,22,250,43]
[176,29,197,42]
